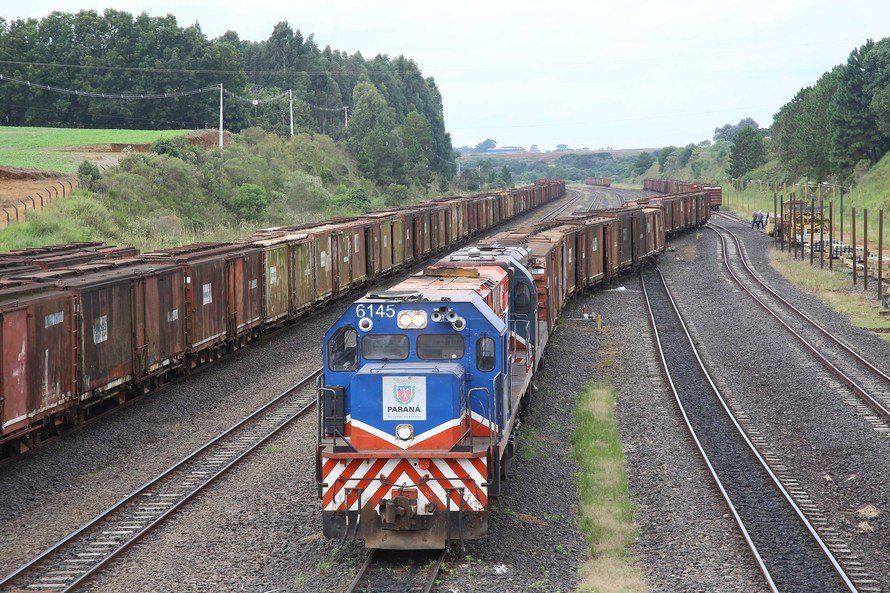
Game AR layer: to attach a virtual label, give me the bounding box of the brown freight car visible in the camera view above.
[0,284,75,446]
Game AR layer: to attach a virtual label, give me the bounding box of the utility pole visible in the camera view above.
[218,83,224,149]
[343,106,349,129]
[288,89,294,138]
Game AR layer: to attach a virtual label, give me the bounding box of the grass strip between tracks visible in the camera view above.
[768,248,890,339]
[572,382,645,593]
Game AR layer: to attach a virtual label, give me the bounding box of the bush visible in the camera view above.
[234,183,268,221]
[384,183,409,207]
[77,160,101,190]
[150,138,182,158]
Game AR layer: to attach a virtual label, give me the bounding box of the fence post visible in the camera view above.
[800,200,805,261]
[829,201,834,271]
[810,198,815,265]
[840,190,845,244]
[780,195,785,252]
[850,206,859,286]
[879,209,884,301]
[864,209,869,291]
[820,197,825,268]
[773,192,778,246]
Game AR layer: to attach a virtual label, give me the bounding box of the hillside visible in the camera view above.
[0,128,440,252]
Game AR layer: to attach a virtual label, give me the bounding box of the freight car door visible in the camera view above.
[293,241,314,310]
[1,309,29,433]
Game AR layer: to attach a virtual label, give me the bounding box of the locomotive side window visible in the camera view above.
[328,326,358,371]
[515,282,532,314]
[417,334,465,360]
[362,334,409,360]
[476,337,496,371]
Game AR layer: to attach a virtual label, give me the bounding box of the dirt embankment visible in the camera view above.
[0,167,73,204]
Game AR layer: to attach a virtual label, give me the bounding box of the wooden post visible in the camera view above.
[864,209,869,291]
[840,191,844,244]
[791,197,796,258]
[773,192,778,246]
[810,198,815,265]
[853,207,857,286]
[879,210,884,301]
[820,197,825,268]
[800,200,805,261]
[829,201,834,271]
[780,195,785,252]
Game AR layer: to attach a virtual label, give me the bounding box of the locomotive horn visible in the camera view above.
[430,310,443,322]
[451,316,466,331]
[445,310,458,322]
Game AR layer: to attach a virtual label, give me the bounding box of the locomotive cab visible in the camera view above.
[317,258,534,549]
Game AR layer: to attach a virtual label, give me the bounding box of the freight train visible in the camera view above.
[0,181,565,453]
[584,176,612,187]
[644,178,722,210]
[316,187,715,549]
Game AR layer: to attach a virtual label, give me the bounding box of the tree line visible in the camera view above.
[772,37,890,182]
[0,10,455,184]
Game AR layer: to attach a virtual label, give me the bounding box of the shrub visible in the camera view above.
[77,160,101,190]
[234,183,269,221]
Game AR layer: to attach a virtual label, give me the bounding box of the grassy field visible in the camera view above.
[769,248,890,337]
[573,382,645,593]
[0,126,191,172]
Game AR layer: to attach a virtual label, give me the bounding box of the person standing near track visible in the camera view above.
[752,211,758,229]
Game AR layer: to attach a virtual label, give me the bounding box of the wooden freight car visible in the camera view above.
[0,180,566,452]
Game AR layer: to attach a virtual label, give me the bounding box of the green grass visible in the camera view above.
[0,126,190,172]
[572,383,645,593]
[769,248,890,337]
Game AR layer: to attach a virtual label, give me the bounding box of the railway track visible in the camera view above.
[710,217,890,426]
[0,368,322,593]
[641,266,858,593]
[345,550,445,593]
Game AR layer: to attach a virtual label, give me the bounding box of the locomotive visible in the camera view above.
[317,244,538,549]
[315,185,715,549]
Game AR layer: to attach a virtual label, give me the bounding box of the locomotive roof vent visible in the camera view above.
[468,247,482,258]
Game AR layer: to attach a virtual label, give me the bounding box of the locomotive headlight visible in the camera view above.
[397,310,427,329]
[396,424,414,440]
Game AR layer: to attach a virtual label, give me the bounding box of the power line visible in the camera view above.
[0,73,217,99]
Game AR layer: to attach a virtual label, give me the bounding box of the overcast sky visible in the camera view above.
[5,1,890,150]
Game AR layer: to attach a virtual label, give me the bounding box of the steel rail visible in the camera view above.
[641,268,857,593]
[345,549,445,593]
[709,221,890,423]
[0,368,323,593]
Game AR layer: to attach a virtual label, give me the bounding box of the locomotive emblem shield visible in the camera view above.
[394,385,415,404]
[382,376,426,421]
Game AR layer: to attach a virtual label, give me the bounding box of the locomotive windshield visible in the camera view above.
[328,326,358,371]
[417,334,465,360]
[361,334,409,360]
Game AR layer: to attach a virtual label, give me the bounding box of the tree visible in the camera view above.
[657,146,677,172]
[632,152,655,175]
[728,127,766,177]
[500,165,513,188]
[714,118,759,141]
[828,39,889,176]
[473,139,497,153]
[529,145,540,153]
[400,111,433,166]
[234,183,268,221]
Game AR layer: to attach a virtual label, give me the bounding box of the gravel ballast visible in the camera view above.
[659,223,890,586]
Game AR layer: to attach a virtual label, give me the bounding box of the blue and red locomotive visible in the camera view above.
[317,244,539,549]
[316,187,713,549]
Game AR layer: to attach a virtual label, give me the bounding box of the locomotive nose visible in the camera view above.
[348,363,466,450]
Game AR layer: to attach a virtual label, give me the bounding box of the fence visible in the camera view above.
[725,184,887,303]
[0,179,78,230]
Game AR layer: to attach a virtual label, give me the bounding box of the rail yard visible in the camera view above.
[0,179,884,593]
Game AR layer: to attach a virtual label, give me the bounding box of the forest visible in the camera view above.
[0,10,455,183]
